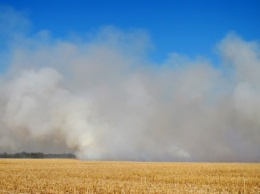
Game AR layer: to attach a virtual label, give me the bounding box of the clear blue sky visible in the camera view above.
[1,0,260,63]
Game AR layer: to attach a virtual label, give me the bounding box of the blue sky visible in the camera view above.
[1,0,259,64]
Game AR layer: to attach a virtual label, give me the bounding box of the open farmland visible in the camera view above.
[0,159,259,193]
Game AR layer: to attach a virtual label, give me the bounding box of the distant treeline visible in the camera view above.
[0,152,76,158]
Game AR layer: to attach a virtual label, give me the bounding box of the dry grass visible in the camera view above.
[0,159,259,193]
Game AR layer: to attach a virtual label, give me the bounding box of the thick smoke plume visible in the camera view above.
[0,7,259,161]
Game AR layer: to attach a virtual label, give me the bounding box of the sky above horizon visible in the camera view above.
[0,1,260,161]
[1,0,260,64]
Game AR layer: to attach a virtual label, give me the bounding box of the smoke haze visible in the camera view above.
[0,7,259,162]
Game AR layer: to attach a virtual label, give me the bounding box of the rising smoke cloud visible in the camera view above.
[0,7,259,162]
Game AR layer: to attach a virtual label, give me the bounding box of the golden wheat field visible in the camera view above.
[0,159,259,194]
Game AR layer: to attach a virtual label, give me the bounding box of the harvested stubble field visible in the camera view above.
[0,159,259,194]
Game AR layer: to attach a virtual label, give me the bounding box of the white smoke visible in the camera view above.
[0,7,259,161]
